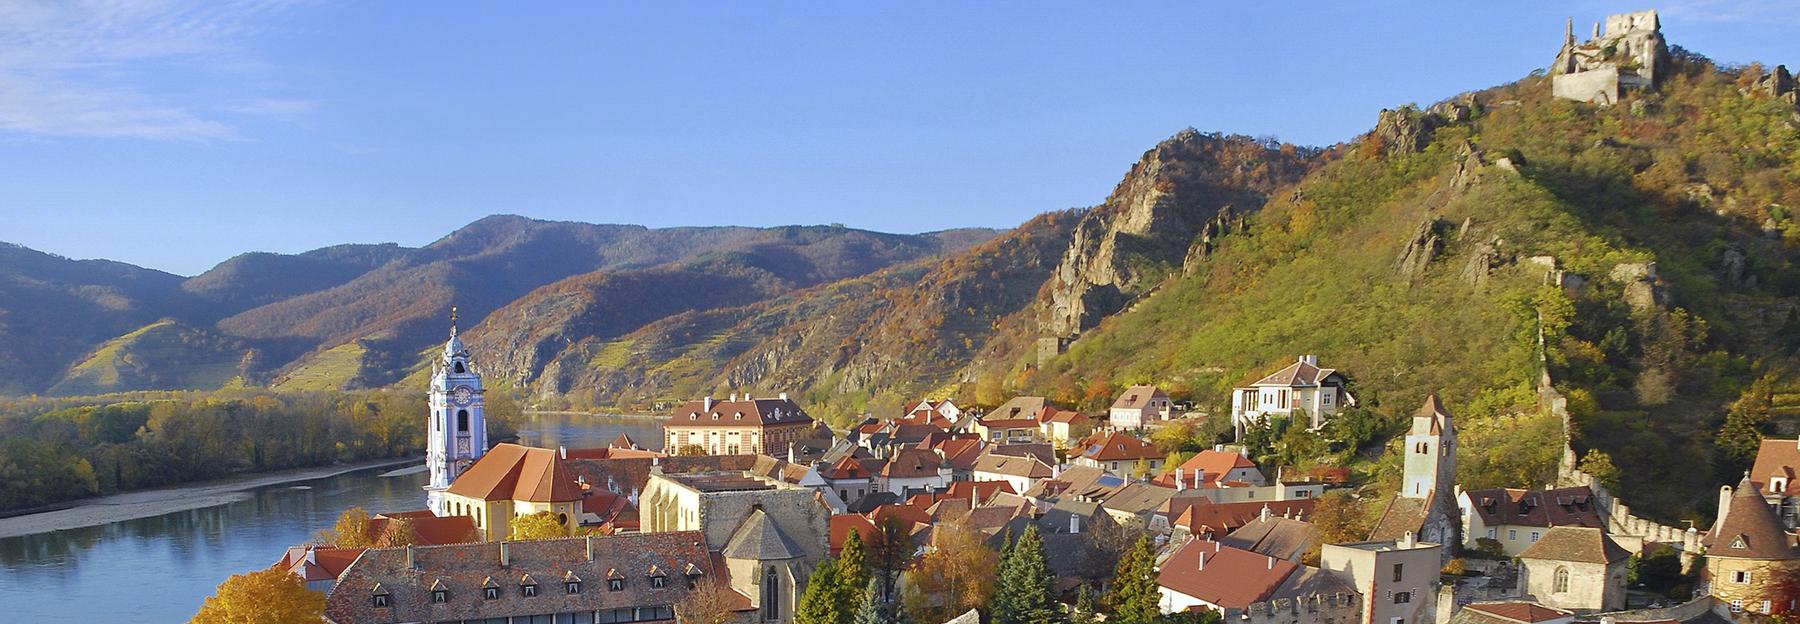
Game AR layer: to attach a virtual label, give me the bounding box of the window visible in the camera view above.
[454,361,466,374]
[559,612,597,624]
[522,583,538,597]
[1733,570,1753,584]
[431,589,448,604]
[1487,528,1496,539]
[608,578,625,591]
[1508,529,1517,541]
[372,593,390,608]
[458,409,470,432]
[1394,592,1411,604]
[763,566,781,620]
[1763,601,1773,613]
[567,581,582,594]
[1391,563,1403,582]
[651,575,667,588]
[484,586,501,600]
[1530,531,1541,543]
[1732,600,1745,613]
[1553,567,1570,593]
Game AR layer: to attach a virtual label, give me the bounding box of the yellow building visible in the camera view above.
[443,443,584,541]
[1705,476,1800,616]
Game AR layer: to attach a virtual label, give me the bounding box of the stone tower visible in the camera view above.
[425,307,488,516]
[1402,394,1457,502]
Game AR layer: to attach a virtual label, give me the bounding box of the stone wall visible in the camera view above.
[1575,595,1718,623]
[1219,592,1362,624]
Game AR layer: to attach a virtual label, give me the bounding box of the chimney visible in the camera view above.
[1071,514,1081,534]
[405,545,415,569]
[559,445,567,460]
[779,392,789,401]
[1267,555,1275,570]
[499,541,511,567]
[703,396,713,411]
[729,392,737,402]
[1197,551,1206,571]
[788,443,796,464]
[1193,469,1203,490]
[1717,484,1735,530]
[1400,531,1415,549]
[1260,504,1271,522]
[586,535,596,561]
[1175,468,1186,492]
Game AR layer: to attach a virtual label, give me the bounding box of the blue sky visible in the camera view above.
[3,1,1796,276]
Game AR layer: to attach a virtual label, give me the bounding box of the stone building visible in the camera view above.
[1457,486,1604,557]
[1318,534,1444,624]
[638,470,830,624]
[1370,396,1460,563]
[1515,526,1629,612]
[1703,476,1800,616]
[663,393,817,456]
[322,532,735,624]
[1549,11,1669,104]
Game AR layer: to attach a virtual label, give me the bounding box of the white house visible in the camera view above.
[971,452,1055,495]
[1231,355,1354,439]
[1110,385,1173,430]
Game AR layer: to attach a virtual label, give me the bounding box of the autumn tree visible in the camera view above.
[376,516,420,547]
[320,506,373,548]
[867,516,911,603]
[677,577,736,624]
[1106,535,1160,624]
[1578,450,1623,492]
[509,510,569,540]
[192,567,325,624]
[903,514,996,623]
[1304,490,1371,565]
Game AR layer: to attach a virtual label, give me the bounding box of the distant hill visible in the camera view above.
[0,243,188,393]
[48,319,251,395]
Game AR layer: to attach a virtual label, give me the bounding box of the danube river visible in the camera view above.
[0,412,662,623]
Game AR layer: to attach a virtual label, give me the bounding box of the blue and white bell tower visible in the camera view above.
[425,307,487,516]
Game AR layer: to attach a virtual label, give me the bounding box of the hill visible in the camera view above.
[48,319,252,395]
[0,243,190,393]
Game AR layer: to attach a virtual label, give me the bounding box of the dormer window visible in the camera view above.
[522,584,537,597]
[567,581,582,594]
[482,578,502,600]
[431,589,448,604]
[1733,535,1750,550]
[609,578,625,591]
[1774,477,1789,493]
[712,413,720,420]
[650,565,668,588]
[690,414,697,420]
[372,584,391,608]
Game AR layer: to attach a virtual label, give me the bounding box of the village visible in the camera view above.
[275,270,1800,624]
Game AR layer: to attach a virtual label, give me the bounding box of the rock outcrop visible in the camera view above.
[1397,219,1444,282]
[1043,130,1311,336]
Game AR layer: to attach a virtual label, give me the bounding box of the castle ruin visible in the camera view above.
[1550,10,1669,105]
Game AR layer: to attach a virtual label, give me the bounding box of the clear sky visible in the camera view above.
[3,1,1796,276]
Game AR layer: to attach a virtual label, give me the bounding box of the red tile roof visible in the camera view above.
[1153,450,1258,487]
[1462,486,1603,529]
[1157,538,1299,608]
[880,448,945,479]
[1167,499,1317,537]
[1751,438,1800,497]
[1074,432,1162,462]
[830,514,878,556]
[369,512,479,546]
[1463,602,1575,623]
[821,455,872,480]
[446,443,583,503]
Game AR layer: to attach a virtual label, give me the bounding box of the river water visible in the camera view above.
[0,412,663,623]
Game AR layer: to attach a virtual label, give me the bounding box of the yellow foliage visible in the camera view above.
[509,510,569,541]
[191,568,324,624]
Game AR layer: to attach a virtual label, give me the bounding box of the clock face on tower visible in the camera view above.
[452,386,473,406]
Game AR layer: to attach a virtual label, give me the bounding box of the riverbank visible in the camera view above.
[0,457,418,539]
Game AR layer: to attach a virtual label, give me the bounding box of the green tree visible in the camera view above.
[508,510,569,540]
[1107,535,1160,624]
[1071,586,1100,624]
[797,557,848,624]
[1578,449,1623,492]
[993,525,1064,624]
[838,531,871,618]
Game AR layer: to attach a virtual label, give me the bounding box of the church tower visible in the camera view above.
[425,307,487,516]
[1402,393,1456,501]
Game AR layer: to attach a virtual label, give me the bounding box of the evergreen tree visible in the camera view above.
[1071,586,1100,624]
[993,525,1065,624]
[1107,535,1161,624]
[854,577,906,624]
[839,531,872,618]
[797,557,845,624]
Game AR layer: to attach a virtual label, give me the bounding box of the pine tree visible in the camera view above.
[839,531,872,618]
[854,577,897,624]
[1071,586,1100,624]
[992,524,1065,624]
[797,557,845,624]
[1107,535,1161,624]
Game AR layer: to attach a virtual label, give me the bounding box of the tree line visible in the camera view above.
[0,389,518,513]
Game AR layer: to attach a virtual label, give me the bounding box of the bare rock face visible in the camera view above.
[1043,130,1310,336]
[1610,262,1668,311]
[1397,219,1444,282]
[1375,106,1436,157]
[1722,244,1751,287]
[1462,236,1505,288]
[1752,64,1797,104]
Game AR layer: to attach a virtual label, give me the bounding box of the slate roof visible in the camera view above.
[722,508,805,560]
[1220,515,1319,561]
[446,443,583,503]
[323,532,717,624]
[880,448,946,479]
[1101,483,1177,516]
[1026,465,1124,502]
[987,396,1050,421]
[987,443,1057,465]
[1249,359,1336,388]
[1704,476,1800,560]
[1517,526,1629,564]
[1157,538,1300,609]
[1368,494,1432,541]
[665,396,815,429]
[1463,486,1603,529]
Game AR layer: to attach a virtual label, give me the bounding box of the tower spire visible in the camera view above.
[1565,17,1574,44]
[449,306,459,337]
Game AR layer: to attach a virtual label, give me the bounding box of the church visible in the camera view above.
[1369,394,1461,563]
[424,308,490,517]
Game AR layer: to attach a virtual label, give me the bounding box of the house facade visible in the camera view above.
[1318,534,1442,624]
[1457,486,1603,556]
[663,393,817,456]
[1515,526,1629,612]
[442,443,585,541]
[1231,356,1353,439]
[1071,432,1165,478]
[1111,385,1174,430]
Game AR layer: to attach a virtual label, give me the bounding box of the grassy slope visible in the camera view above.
[48,320,249,395]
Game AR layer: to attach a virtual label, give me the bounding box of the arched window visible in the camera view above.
[454,361,466,374]
[1553,566,1570,593]
[763,567,780,620]
[458,410,470,432]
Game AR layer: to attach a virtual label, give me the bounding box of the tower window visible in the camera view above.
[458,410,470,432]
[455,361,466,374]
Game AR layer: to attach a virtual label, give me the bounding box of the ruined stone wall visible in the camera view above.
[1219,592,1362,624]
